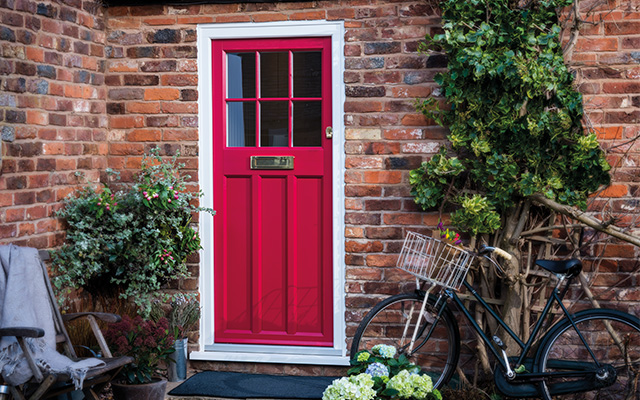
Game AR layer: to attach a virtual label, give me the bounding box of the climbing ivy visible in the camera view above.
[410,0,611,236]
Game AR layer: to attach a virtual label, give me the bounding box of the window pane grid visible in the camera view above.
[226,50,322,148]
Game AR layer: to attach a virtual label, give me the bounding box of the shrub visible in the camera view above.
[52,149,212,315]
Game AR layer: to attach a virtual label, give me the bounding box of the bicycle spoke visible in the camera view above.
[351,293,459,389]
[539,312,640,400]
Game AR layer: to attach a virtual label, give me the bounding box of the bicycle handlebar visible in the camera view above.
[479,245,513,261]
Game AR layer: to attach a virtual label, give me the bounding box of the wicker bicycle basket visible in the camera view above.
[397,231,474,291]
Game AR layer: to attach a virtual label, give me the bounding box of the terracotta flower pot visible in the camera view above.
[111,377,167,400]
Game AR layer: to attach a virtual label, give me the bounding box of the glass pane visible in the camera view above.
[227,102,256,147]
[293,101,321,147]
[227,52,255,99]
[260,52,288,98]
[293,52,321,98]
[260,101,289,147]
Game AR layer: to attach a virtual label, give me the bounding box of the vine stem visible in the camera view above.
[529,193,640,247]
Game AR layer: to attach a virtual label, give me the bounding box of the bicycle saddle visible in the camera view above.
[535,259,582,278]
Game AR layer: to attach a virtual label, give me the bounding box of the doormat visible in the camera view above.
[168,371,340,399]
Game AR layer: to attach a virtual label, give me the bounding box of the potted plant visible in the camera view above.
[151,294,200,382]
[105,315,175,400]
[323,345,442,400]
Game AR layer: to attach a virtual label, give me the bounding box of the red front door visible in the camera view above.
[212,37,333,347]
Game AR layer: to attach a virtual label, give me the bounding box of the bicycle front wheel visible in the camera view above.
[350,292,460,389]
[536,309,640,400]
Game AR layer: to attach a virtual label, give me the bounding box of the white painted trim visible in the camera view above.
[196,20,346,365]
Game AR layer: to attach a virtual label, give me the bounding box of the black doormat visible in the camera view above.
[168,371,340,399]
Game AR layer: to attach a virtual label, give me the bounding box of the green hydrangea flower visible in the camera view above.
[356,351,370,362]
[386,370,435,399]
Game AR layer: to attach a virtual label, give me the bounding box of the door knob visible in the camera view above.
[325,126,333,139]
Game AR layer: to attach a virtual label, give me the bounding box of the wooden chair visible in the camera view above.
[0,250,133,400]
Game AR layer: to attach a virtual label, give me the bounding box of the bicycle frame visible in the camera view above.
[419,274,602,382]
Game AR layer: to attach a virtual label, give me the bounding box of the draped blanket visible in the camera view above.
[0,245,104,389]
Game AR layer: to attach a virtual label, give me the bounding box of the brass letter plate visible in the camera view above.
[250,156,294,170]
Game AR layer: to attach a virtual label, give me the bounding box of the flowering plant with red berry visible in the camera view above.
[105,315,176,384]
[52,149,214,316]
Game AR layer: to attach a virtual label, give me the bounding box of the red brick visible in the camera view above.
[345,240,384,253]
[110,115,144,129]
[252,13,287,22]
[598,184,628,198]
[363,171,402,184]
[26,47,44,62]
[214,14,251,23]
[5,208,25,223]
[594,126,624,140]
[602,82,640,94]
[143,16,177,25]
[109,143,145,155]
[26,205,46,220]
[26,110,47,125]
[365,254,397,267]
[575,37,618,52]
[290,10,326,20]
[127,128,161,142]
[344,101,383,113]
[160,74,198,86]
[346,267,383,281]
[400,113,429,126]
[383,213,423,225]
[605,21,640,35]
[176,15,214,24]
[28,174,49,188]
[144,88,180,100]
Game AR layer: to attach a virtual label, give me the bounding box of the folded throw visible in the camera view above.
[0,245,105,389]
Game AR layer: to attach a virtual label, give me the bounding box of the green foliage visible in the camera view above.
[52,149,213,315]
[411,0,610,234]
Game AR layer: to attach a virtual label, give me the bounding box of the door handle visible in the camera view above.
[325,126,333,139]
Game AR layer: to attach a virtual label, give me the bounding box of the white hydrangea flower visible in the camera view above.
[322,373,376,400]
[371,344,397,358]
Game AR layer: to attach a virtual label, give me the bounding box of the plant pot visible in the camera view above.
[167,338,188,382]
[111,377,167,400]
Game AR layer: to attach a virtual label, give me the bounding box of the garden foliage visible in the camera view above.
[52,149,210,315]
[410,0,611,235]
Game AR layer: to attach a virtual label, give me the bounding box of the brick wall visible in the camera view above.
[0,0,107,248]
[572,0,640,310]
[0,0,638,375]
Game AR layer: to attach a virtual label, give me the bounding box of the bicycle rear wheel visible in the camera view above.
[350,292,460,389]
[536,309,640,400]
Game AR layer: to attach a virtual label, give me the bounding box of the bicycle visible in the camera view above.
[350,231,640,400]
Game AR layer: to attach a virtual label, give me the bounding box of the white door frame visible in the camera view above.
[193,20,348,365]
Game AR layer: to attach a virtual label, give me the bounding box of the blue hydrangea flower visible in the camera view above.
[365,362,389,378]
[371,344,397,359]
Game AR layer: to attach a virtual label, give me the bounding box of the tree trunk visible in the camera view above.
[497,203,528,353]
